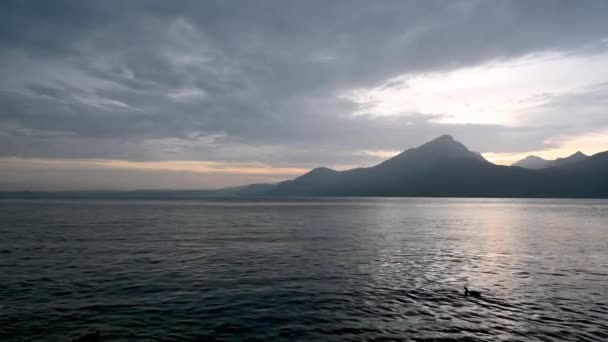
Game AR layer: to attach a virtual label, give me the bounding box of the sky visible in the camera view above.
[1,1,608,190]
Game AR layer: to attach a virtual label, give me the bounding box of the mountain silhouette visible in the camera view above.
[264,135,608,197]
[271,135,523,197]
[552,151,589,167]
[513,151,588,169]
[228,135,608,198]
[512,155,552,169]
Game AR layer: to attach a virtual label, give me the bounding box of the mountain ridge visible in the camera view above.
[7,136,604,198]
[512,151,589,169]
[252,135,608,198]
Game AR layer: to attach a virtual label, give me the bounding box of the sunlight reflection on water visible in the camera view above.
[1,197,607,341]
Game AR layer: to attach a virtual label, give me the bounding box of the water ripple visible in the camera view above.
[1,198,607,341]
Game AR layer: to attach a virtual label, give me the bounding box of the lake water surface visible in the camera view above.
[1,197,607,341]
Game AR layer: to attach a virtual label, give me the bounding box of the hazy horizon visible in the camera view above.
[2,1,608,190]
[0,133,605,192]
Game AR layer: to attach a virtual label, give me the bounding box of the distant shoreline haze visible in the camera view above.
[4,135,608,198]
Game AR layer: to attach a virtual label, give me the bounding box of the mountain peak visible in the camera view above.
[306,167,337,175]
[294,167,339,183]
[430,134,455,143]
[512,155,551,169]
[522,155,546,162]
[571,151,587,157]
[417,135,461,151]
[553,151,589,167]
[418,135,477,156]
[379,135,486,168]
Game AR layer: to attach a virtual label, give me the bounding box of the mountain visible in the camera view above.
[552,151,588,167]
[512,155,552,169]
[247,135,608,198]
[513,151,588,169]
[272,135,530,197]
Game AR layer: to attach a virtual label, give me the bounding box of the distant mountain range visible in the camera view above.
[512,151,588,169]
[231,135,608,198]
[5,135,605,199]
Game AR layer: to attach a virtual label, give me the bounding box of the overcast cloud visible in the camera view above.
[1,1,608,189]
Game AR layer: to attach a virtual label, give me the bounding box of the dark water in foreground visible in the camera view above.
[1,197,607,341]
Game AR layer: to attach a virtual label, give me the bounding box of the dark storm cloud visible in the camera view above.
[1,0,608,167]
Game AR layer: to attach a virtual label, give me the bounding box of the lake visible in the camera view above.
[1,197,607,341]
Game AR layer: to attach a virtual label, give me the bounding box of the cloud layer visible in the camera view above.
[1,1,608,189]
